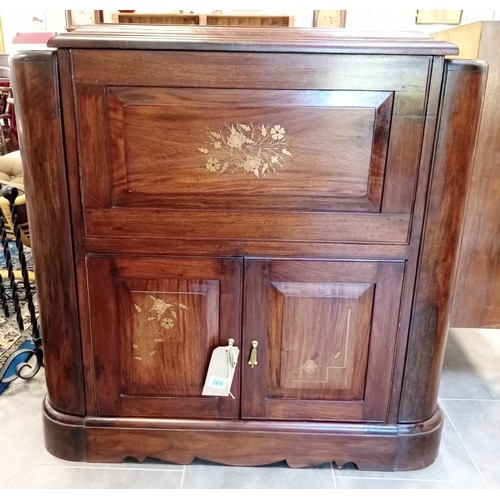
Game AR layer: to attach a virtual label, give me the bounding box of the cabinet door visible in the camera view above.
[87,256,242,418]
[241,259,404,422]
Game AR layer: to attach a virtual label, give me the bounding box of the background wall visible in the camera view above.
[344,9,499,32]
[0,10,66,52]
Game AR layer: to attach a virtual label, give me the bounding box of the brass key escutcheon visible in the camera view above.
[248,340,258,368]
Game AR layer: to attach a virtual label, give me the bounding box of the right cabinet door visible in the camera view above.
[241,259,404,422]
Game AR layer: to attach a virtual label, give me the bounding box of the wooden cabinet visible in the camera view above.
[11,26,486,470]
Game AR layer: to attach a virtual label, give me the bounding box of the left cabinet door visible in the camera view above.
[86,255,242,418]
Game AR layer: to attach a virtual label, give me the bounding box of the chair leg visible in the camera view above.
[0,186,42,385]
[0,279,9,317]
[2,186,39,337]
[0,192,23,331]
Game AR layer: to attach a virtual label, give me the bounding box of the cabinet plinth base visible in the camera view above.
[43,398,443,471]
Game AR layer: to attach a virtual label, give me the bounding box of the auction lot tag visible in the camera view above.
[202,340,239,397]
[208,375,229,390]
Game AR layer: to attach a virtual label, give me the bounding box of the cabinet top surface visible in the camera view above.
[47,25,458,55]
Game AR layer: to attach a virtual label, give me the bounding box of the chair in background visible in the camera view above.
[0,86,17,154]
[0,63,40,389]
[0,149,34,320]
[0,183,40,391]
[0,65,9,79]
[0,150,29,247]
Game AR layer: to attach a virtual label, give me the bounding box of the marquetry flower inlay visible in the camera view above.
[132,295,188,362]
[197,122,292,178]
[134,295,188,330]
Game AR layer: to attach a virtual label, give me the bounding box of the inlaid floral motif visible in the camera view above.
[197,122,292,177]
[132,295,188,361]
[141,295,188,329]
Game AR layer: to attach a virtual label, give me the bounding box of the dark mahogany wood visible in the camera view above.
[12,26,483,471]
[85,210,411,244]
[104,88,392,212]
[87,256,242,419]
[42,396,443,471]
[399,60,487,422]
[72,50,429,217]
[9,51,84,415]
[47,25,458,55]
[241,259,404,422]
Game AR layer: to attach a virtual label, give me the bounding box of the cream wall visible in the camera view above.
[0,10,66,53]
[344,9,499,32]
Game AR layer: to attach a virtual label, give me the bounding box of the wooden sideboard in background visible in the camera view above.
[433,21,500,329]
[116,12,294,27]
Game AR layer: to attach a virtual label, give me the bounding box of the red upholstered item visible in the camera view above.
[12,31,55,44]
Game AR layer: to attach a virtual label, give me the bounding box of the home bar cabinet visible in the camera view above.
[11,26,486,470]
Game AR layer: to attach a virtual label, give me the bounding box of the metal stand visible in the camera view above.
[0,186,42,385]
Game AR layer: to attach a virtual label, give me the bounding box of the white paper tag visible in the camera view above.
[202,343,239,397]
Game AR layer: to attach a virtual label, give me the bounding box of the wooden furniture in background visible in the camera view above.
[433,21,500,328]
[206,14,292,27]
[11,26,485,470]
[117,12,293,27]
[118,12,201,25]
[0,86,17,154]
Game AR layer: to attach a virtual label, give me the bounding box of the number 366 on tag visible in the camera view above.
[208,376,228,389]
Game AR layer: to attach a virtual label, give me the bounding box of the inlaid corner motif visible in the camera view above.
[296,351,342,381]
[298,359,322,375]
[132,295,188,362]
[293,308,351,384]
[197,122,292,177]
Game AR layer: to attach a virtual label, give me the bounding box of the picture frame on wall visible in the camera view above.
[65,10,103,31]
[416,10,463,25]
[313,11,346,28]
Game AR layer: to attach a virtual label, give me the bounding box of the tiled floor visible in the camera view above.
[1,327,499,489]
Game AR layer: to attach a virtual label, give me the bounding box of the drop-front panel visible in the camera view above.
[74,50,428,245]
[10,26,486,470]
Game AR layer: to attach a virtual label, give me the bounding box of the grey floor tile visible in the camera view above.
[182,459,334,489]
[439,328,500,400]
[334,411,482,482]
[336,477,487,489]
[0,373,46,472]
[442,399,500,488]
[6,464,183,489]
[0,370,46,438]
